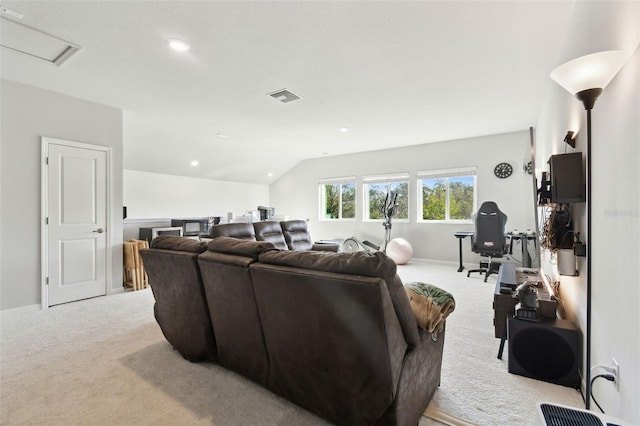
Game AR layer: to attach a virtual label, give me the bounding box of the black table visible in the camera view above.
[454,231,474,272]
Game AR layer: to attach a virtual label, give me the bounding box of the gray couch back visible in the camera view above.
[139,236,216,362]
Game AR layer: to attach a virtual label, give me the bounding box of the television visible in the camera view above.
[171,218,209,236]
[549,153,585,204]
[257,206,275,221]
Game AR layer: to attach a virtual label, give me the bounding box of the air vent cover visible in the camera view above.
[538,403,630,426]
[0,16,81,66]
[540,404,603,426]
[267,89,302,103]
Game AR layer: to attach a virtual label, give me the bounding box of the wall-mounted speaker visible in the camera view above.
[549,152,585,204]
[508,318,579,388]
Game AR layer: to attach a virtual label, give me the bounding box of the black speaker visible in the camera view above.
[549,153,585,204]
[508,318,579,388]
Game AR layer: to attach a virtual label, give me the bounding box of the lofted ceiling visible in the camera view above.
[0,1,576,184]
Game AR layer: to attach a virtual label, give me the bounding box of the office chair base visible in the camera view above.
[467,263,499,282]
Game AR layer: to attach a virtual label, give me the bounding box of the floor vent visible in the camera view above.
[267,89,302,103]
[538,403,628,426]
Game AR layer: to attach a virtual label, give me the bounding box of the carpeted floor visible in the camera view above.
[0,260,583,425]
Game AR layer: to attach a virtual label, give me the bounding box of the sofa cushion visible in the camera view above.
[150,235,207,253]
[258,250,420,346]
[253,221,289,250]
[259,249,393,277]
[209,222,257,240]
[280,220,314,251]
[208,236,275,260]
[404,282,455,333]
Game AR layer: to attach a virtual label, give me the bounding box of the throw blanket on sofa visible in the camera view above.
[404,282,455,333]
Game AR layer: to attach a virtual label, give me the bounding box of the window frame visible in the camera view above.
[362,173,410,222]
[417,167,477,224]
[318,177,357,221]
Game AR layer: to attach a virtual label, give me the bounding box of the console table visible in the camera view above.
[493,264,555,338]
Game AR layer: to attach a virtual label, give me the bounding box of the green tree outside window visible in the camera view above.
[322,182,355,219]
[367,181,408,220]
[421,175,474,221]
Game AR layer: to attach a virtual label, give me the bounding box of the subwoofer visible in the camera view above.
[508,318,579,388]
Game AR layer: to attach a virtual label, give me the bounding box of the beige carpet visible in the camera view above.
[0,261,583,425]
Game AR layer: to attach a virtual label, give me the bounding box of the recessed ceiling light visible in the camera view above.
[339,127,349,133]
[190,160,199,167]
[267,172,274,177]
[215,133,228,138]
[167,38,190,52]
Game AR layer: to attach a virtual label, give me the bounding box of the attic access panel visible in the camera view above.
[0,16,81,66]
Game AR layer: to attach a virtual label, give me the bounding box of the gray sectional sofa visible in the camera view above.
[140,235,446,426]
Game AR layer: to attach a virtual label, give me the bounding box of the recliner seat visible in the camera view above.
[139,236,217,362]
[253,221,289,250]
[209,220,339,252]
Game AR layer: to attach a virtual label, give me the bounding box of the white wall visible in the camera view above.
[271,130,537,264]
[535,1,639,422]
[123,169,270,219]
[0,79,124,310]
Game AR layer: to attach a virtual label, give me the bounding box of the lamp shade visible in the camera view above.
[550,50,628,95]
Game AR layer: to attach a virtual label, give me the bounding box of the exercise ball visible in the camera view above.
[385,238,413,265]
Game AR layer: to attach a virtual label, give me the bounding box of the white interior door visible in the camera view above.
[43,139,109,307]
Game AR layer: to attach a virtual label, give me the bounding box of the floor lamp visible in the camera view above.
[550,50,628,410]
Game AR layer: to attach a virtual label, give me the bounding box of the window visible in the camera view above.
[418,168,476,222]
[363,173,409,221]
[319,178,356,220]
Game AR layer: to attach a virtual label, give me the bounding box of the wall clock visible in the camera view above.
[494,162,513,179]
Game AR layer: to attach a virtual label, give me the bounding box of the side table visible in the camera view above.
[454,231,473,272]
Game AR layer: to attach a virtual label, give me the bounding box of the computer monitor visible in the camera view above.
[257,206,275,221]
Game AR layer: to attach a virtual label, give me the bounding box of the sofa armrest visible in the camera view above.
[375,323,446,426]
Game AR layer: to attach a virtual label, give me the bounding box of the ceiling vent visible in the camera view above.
[267,89,302,103]
[0,16,81,66]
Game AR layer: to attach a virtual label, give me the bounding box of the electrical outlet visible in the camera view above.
[612,358,619,391]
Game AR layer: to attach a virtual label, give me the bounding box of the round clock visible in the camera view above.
[494,162,513,179]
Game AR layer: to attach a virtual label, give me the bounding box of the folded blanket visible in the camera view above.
[404,282,455,333]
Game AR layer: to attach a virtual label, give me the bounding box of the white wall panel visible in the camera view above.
[271,130,536,263]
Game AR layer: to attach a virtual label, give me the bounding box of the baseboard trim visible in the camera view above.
[0,303,41,314]
[423,405,479,426]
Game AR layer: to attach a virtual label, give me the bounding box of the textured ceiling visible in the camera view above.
[0,1,575,184]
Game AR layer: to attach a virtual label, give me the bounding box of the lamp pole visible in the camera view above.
[575,88,601,410]
[550,49,628,412]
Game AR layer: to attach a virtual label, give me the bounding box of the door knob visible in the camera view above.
[93,228,104,233]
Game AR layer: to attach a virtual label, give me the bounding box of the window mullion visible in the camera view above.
[445,177,450,221]
[338,184,343,219]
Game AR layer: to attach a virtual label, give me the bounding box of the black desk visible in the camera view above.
[454,231,473,272]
